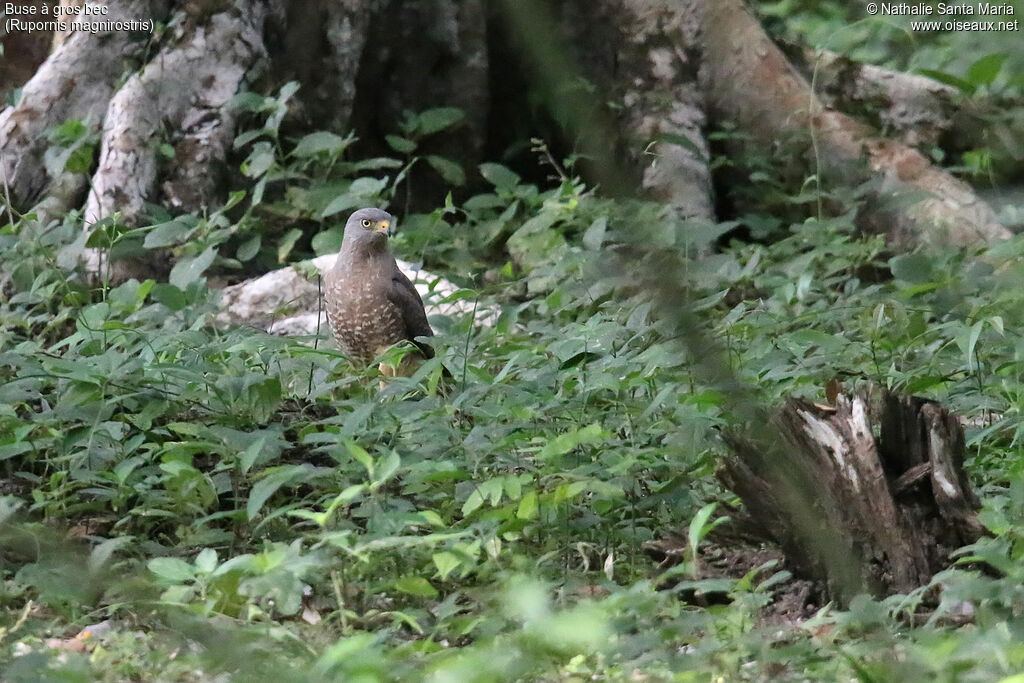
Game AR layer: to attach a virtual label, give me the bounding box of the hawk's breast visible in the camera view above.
[324,267,405,363]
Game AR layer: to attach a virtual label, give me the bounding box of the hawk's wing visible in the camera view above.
[387,263,435,358]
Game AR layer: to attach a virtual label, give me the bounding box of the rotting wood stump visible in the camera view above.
[720,390,985,606]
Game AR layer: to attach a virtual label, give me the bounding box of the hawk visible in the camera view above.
[323,208,435,375]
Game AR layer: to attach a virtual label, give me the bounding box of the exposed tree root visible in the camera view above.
[84,5,267,227]
[0,0,165,215]
[696,0,1009,247]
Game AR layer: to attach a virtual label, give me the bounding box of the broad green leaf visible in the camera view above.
[888,252,934,284]
[582,217,607,250]
[169,245,217,288]
[394,576,439,598]
[236,234,261,261]
[426,156,466,186]
[246,377,281,423]
[311,227,344,255]
[144,219,196,249]
[345,441,374,477]
[966,53,1007,87]
[64,144,94,174]
[242,141,275,178]
[538,423,606,461]
[385,135,417,154]
[247,465,313,521]
[916,68,974,93]
[238,437,267,474]
[148,557,195,583]
[432,551,461,580]
[414,107,465,136]
[517,490,539,520]
[194,548,218,574]
[277,228,303,264]
[479,162,520,190]
[88,536,132,572]
[150,283,187,309]
[292,131,346,158]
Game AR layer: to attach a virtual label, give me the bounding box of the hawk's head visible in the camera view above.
[342,208,393,250]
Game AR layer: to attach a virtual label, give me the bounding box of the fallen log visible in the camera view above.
[721,390,984,606]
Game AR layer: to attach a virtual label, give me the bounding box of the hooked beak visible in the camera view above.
[378,220,392,237]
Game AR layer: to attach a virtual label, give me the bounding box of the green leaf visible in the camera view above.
[150,283,186,310]
[194,548,218,574]
[231,91,273,113]
[247,377,281,423]
[582,217,607,250]
[385,135,417,154]
[956,320,985,372]
[238,437,267,474]
[966,53,1007,87]
[324,484,367,517]
[516,490,538,520]
[426,155,466,186]
[888,252,934,284]
[373,451,401,488]
[247,465,313,521]
[414,107,465,136]
[88,536,132,572]
[479,163,521,190]
[394,576,439,598]
[432,551,461,580]
[277,228,303,264]
[349,176,388,196]
[345,441,374,477]
[236,234,261,261]
[538,423,606,461]
[85,217,129,248]
[242,141,275,178]
[916,68,974,93]
[653,132,702,158]
[322,178,388,218]
[169,245,217,288]
[149,557,195,583]
[462,477,504,516]
[292,131,346,158]
[311,227,344,255]
[144,219,195,248]
[277,80,301,103]
[64,144,95,174]
[462,488,484,517]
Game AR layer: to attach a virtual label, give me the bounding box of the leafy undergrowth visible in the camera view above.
[3,155,1024,681]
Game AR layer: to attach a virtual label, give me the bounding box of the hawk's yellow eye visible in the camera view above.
[361,219,372,228]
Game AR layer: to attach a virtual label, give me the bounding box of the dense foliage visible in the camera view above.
[2,4,1024,681]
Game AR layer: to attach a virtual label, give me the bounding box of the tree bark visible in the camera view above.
[0,0,1012,280]
[0,0,167,216]
[84,5,267,227]
[806,48,960,148]
[721,391,983,606]
[617,0,713,220]
[696,0,1009,247]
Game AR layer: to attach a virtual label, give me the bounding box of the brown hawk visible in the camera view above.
[323,208,435,375]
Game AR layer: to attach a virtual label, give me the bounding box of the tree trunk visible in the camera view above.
[721,391,984,606]
[0,0,168,218]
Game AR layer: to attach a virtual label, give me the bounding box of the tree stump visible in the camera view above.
[721,391,984,606]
